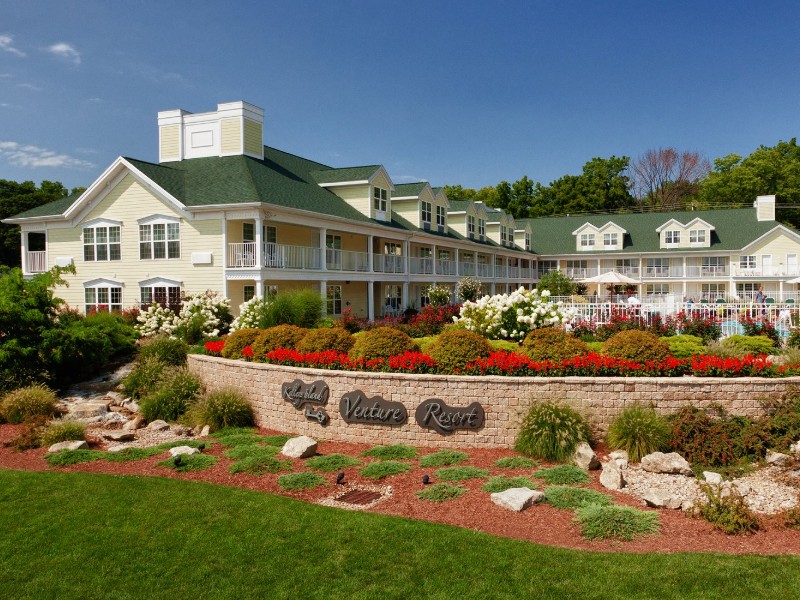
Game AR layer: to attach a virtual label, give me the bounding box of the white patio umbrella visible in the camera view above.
[581,270,640,302]
[786,276,800,284]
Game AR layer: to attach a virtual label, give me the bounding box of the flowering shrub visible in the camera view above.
[455,287,573,340]
[456,276,483,302]
[241,345,254,359]
[739,316,780,345]
[672,311,721,343]
[594,312,673,341]
[426,284,452,307]
[173,290,231,343]
[402,304,461,337]
[387,351,437,373]
[230,296,271,332]
[136,303,178,337]
[204,340,226,355]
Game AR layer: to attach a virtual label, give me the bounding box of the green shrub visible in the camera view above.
[668,406,749,466]
[521,328,589,362]
[137,335,188,366]
[359,460,412,479]
[544,485,611,509]
[427,329,493,372]
[251,325,308,359]
[229,454,293,475]
[703,340,741,358]
[186,388,254,432]
[46,449,108,466]
[221,328,261,359]
[419,450,469,467]
[482,476,537,493]
[349,327,419,360]
[574,504,661,541]
[742,393,800,456]
[40,421,86,447]
[434,466,488,481]
[140,368,202,422]
[603,330,670,363]
[698,483,760,535]
[722,334,775,356]
[266,289,322,329]
[416,483,467,502]
[278,473,327,490]
[515,401,591,463]
[0,384,58,424]
[662,335,707,359]
[534,465,590,485]
[296,328,355,354]
[361,444,417,460]
[305,453,361,472]
[121,356,170,399]
[157,454,218,473]
[494,456,536,469]
[7,415,47,450]
[606,404,670,462]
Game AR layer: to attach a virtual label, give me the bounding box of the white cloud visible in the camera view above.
[394,175,428,183]
[0,140,94,169]
[0,34,25,57]
[16,82,42,91]
[46,42,81,65]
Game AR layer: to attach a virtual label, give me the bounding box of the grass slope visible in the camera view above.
[1,469,799,599]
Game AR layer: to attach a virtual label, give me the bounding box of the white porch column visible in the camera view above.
[320,279,328,317]
[367,280,375,321]
[367,235,374,272]
[490,282,496,294]
[432,244,437,275]
[403,239,410,274]
[221,215,228,298]
[319,227,327,271]
[255,214,263,268]
[20,230,28,275]
[256,280,263,298]
[596,258,601,277]
[455,249,460,275]
[779,279,784,301]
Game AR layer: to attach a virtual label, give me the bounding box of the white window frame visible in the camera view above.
[478,218,486,239]
[664,230,680,245]
[384,284,402,312]
[500,225,507,245]
[83,219,122,262]
[84,278,123,313]
[373,187,388,212]
[421,201,432,228]
[508,229,514,245]
[525,232,531,251]
[243,285,255,302]
[740,255,756,269]
[138,215,180,260]
[646,283,670,296]
[603,232,618,248]
[436,205,446,229]
[139,277,182,311]
[467,215,476,238]
[579,233,594,248]
[689,229,706,244]
[326,284,342,316]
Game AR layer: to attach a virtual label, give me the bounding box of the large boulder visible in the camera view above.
[147,420,170,432]
[599,459,625,490]
[491,488,544,512]
[641,452,693,476]
[642,489,684,510]
[48,440,89,453]
[169,446,200,457]
[281,435,318,459]
[123,416,145,431]
[103,431,135,442]
[572,442,600,470]
[765,450,791,467]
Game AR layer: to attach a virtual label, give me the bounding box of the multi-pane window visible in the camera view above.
[537,260,558,275]
[500,226,507,245]
[646,284,670,296]
[83,225,121,261]
[243,285,255,302]
[242,222,255,242]
[467,215,476,237]
[373,187,388,212]
[525,232,531,251]
[646,257,669,276]
[702,256,725,275]
[326,285,342,316]
[85,286,122,313]
[421,201,432,227]
[702,283,725,299]
[740,255,756,269]
[580,233,595,248]
[436,205,446,229]
[478,219,486,238]
[604,232,618,247]
[384,284,402,311]
[508,229,514,245]
[140,286,181,311]
[139,222,180,259]
[665,230,680,244]
[689,229,706,244]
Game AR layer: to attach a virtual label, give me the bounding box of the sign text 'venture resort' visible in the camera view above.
[339,390,408,425]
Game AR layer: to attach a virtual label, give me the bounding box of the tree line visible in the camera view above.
[445,138,800,227]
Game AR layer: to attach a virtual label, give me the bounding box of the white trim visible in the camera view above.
[84,277,124,287]
[137,213,181,225]
[83,217,122,228]
[571,221,627,236]
[741,225,800,252]
[138,276,182,287]
[316,180,370,188]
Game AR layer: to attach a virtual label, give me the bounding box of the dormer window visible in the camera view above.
[373,187,388,213]
[468,215,476,238]
[508,229,514,245]
[478,218,486,240]
[421,201,432,229]
[500,225,507,245]
[603,232,618,247]
[525,232,531,251]
[689,229,706,244]
[436,205,446,231]
[665,230,680,245]
[580,233,595,248]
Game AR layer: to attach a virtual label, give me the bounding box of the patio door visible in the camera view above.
[762,254,772,276]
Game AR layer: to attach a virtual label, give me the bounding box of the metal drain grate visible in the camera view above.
[335,489,382,505]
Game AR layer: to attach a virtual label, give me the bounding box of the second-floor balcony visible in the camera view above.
[26,251,47,273]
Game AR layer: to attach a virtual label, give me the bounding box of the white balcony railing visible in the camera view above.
[409,257,434,275]
[26,251,47,273]
[460,263,476,277]
[373,253,405,274]
[326,249,370,272]
[436,259,457,276]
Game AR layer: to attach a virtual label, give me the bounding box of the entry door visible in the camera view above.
[788,254,798,276]
[762,255,772,276]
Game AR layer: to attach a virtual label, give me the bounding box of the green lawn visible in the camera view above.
[1,469,799,599]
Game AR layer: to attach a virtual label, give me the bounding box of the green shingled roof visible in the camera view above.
[6,192,81,219]
[447,199,471,212]
[521,209,781,255]
[310,165,381,184]
[393,182,427,197]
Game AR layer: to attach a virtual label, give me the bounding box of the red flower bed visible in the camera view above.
[204,340,226,355]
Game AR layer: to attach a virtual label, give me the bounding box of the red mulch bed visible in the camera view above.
[2,423,798,555]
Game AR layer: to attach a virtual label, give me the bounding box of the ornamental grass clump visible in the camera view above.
[137,335,188,366]
[39,420,86,447]
[602,330,670,363]
[349,327,419,361]
[722,335,776,356]
[574,504,661,541]
[543,485,612,510]
[521,328,589,362]
[296,328,355,354]
[515,401,591,463]
[0,384,58,424]
[427,329,492,372]
[186,388,254,432]
[606,403,670,462]
[455,287,574,341]
[139,368,203,422]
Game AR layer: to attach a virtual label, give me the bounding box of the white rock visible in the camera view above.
[790,440,800,455]
[103,412,127,423]
[641,452,693,476]
[609,450,629,468]
[123,400,140,413]
[105,391,126,406]
[491,488,544,512]
[703,471,723,485]
[765,450,791,466]
[280,435,318,458]
[599,459,625,490]
[68,403,108,419]
[200,425,211,437]
[48,440,88,453]
[103,430,135,442]
[169,446,200,457]
[643,489,684,509]
[123,416,145,431]
[572,442,600,470]
[106,445,128,452]
[147,420,170,432]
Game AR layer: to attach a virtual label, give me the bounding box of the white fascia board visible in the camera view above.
[655,218,685,233]
[84,277,124,287]
[571,222,599,235]
[684,217,715,230]
[598,221,626,234]
[187,202,263,213]
[139,276,183,287]
[367,166,395,191]
[392,195,420,201]
[741,225,800,252]
[317,180,370,188]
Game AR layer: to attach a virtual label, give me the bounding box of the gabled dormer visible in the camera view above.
[447,199,487,241]
[656,217,714,249]
[484,206,517,248]
[312,165,394,222]
[515,222,533,252]
[392,182,437,231]
[571,221,626,251]
[432,187,450,234]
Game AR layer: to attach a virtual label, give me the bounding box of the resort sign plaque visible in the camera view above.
[282,379,330,425]
[339,390,408,426]
[415,399,485,435]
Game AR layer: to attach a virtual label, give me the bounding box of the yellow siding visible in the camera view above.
[243,119,262,156]
[277,223,316,246]
[159,124,180,161]
[743,230,800,270]
[48,174,223,311]
[329,184,370,218]
[220,118,242,155]
[391,199,419,227]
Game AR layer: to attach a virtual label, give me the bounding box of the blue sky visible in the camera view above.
[1,1,799,192]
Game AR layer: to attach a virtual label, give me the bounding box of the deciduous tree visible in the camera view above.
[630,148,710,211]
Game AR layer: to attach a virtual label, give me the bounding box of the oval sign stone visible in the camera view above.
[415,398,485,435]
[339,390,408,425]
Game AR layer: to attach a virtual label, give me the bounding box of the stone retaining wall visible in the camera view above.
[188,354,800,449]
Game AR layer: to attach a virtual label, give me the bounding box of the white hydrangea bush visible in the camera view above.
[454,287,574,340]
[456,276,483,302]
[136,303,178,337]
[173,290,231,341]
[229,296,271,332]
